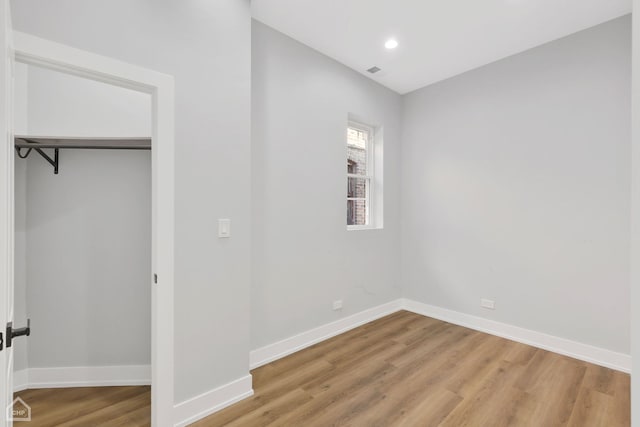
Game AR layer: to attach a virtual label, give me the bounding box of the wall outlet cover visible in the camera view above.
[481,299,495,310]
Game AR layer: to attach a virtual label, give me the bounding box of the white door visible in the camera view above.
[0,0,13,425]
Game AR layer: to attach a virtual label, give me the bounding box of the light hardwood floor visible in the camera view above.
[15,311,630,426]
[14,385,150,426]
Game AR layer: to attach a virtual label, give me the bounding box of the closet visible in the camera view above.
[12,62,153,425]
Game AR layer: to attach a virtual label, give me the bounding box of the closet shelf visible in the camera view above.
[14,136,152,175]
[15,136,151,150]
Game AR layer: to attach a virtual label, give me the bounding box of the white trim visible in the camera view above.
[13,365,150,391]
[12,32,175,426]
[249,298,630,376]
[1,1,14,421]
[12,32,164,93]
[401,299,631,373]
[12,369,27,392]
[250,300,403,369]
[347,224,378,231]
[631,0,640,424]
[347,118,376,229]
[173,375,254,427]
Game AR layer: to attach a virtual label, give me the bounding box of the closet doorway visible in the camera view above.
[4,33,175,426]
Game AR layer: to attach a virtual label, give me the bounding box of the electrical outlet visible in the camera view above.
[481,299,495,310]
[332,300,343,311]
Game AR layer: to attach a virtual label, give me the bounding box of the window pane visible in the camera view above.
[347,177,368,199]
[347,127,368,175]
[347,199,368,226]
[347,127,367,149]
[346,122,374,228]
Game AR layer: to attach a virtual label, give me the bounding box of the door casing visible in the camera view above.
[1,29,176,427]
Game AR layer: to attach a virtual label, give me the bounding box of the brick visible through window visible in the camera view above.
[347,122,373,227]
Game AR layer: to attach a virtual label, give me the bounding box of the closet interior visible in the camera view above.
[12,62,153,424]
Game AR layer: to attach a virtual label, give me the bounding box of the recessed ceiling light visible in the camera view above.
[384,39,398,50]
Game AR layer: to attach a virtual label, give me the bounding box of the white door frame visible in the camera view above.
[0,0,13,425]
[632,2,640,426]
[9,32,175,426]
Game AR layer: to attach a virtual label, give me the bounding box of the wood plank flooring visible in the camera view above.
[14,311,630,426]
[196,311,630,427]
[14,386,150,426]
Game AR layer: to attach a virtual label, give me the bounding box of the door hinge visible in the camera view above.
[0,331,3,351]
[154,274,158,284]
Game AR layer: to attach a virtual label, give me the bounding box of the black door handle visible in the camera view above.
[6,319,30,348]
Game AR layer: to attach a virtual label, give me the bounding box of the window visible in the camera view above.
[347,121,375,229]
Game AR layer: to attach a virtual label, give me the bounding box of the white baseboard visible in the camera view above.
[250,299,404,369]
[249,298,630,374]
[13,369,28,392]
[173,375,254,427]
[401,299,631,373]
[14,365,151,391]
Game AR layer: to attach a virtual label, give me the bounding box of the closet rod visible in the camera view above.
[14,136,152,175]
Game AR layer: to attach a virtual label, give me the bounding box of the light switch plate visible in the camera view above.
[218,219,231,238]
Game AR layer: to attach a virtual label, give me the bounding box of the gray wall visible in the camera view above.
[401,16,631,354]
[25,65,152,137]
[251,21,402,349]
[11,0,252,403]
[25,150,151,368]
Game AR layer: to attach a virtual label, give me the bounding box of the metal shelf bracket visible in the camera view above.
[16,146,59,174]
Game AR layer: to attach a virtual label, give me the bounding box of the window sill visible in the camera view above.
[347,225,382,231]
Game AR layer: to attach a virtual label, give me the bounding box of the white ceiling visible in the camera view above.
[251,0,631,94]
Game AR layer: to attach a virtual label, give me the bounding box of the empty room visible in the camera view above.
[1,0,640,426]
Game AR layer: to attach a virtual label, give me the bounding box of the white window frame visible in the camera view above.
[347,120,376,230]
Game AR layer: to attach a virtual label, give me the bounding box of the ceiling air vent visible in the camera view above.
[367,66,381,74]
